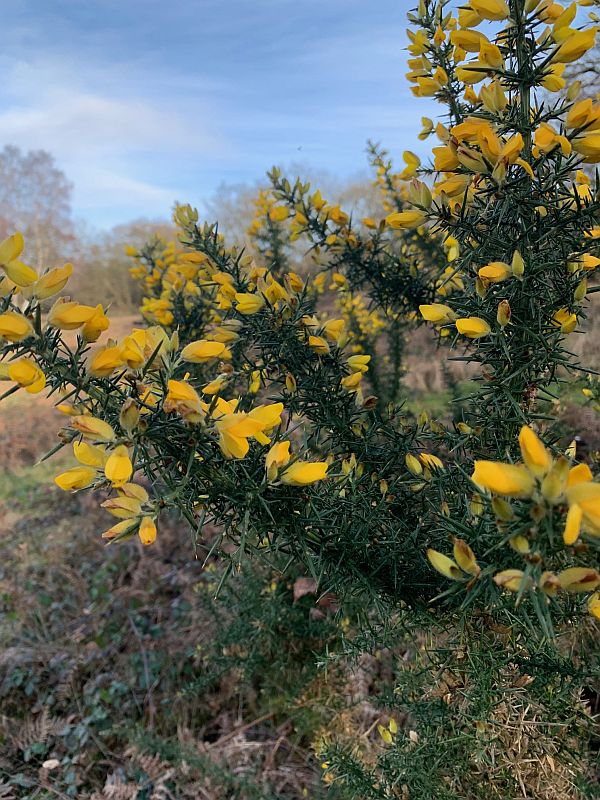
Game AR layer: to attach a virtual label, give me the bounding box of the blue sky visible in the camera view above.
[0,0,436,228]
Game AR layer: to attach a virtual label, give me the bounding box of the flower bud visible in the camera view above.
[541,456,569,503]
[405,454,423,476]
[408,179,432,209]
[588,592,600,619]
[574,277,587,302]
[119,399,141,435]
[491,157,507,185]
[470,493,484,517]
[530,503,546,522]
[493,569,531,593]
[139,516,157,546]
[492,496,514,521]
[427,549,462,580]
[453,538,480,576]
[539,571,560,596]
[475,278,488,298]
[558,567,600,592]
[509,534,530,554]
[497,300,511,327]
[511,250,525,278]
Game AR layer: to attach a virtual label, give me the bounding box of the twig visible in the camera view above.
[214,711,274,746]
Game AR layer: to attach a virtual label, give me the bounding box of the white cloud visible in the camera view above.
[68,165,178,216]
[0,56,228,226]
[0,85,216,159]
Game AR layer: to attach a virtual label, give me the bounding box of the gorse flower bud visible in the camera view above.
[496,300,511,327]
[138,516,157,546]
[427,549,463,580]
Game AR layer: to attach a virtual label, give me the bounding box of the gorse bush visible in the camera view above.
[1,0,600,796]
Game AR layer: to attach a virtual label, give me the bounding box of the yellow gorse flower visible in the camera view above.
[470,424,600,548]
[181,339,232,363]
[31,263,73,300]
[164,379,203,422]
[472,461,535,498]
[0,232,24,267]
[0,312,34,342]
[265,440,292,480]
[71,415,116,442]
[280,461,329,486]
[551,27,597,64]
[48,299,98,330]
[88,345,126,378]
[0,232,38,287]
[346,354,371,373]
[82,305,110,342]
[101,520,138,541]
[214,402,284,459]
[7,358,46,393]
[235,292,265,315]
[478,261,512,283]
[455,317,491,338]
[419,303,456,324]
[73,441,106,468]
[101,496,143,519]
[55,466,97,492]
[552,308,577,334]
[385,210,427,229]
[518,425,552,477]
[104,445,133,487]
[469,0,510,21]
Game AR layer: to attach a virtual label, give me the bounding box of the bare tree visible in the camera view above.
[564,42,600,97]
[0,145,75,268]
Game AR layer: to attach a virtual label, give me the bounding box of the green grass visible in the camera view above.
[0,456,69,505]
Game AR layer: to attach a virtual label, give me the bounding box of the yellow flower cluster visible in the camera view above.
[54,416,157,546]
[0,220,345,549]
[88,326,175,378]
[130,235,246,330]
[0,232,73,298]
[473,426,598,546]
[429,426,600,619]
[403,0,600,278]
